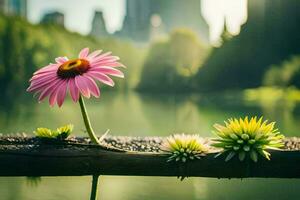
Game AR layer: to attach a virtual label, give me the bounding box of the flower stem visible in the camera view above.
[90,175,99,200]
[78,96,100,144]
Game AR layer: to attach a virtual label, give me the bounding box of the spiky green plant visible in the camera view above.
[161,134,208,162]
[212,116,284,162]
[34,124,73,139]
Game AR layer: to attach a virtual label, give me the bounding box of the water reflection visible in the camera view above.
[26,177,42,188]
[1,176,299,200]
[1,92,300,136]
[198,178,300,200]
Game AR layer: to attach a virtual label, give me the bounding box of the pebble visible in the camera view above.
[0,135,300,153]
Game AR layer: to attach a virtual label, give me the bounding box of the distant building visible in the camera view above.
[90,11,108,37]
[152,0,209,43]
[41,11,64,27]
[0,0,4,13]
[120,0,152,41]
[117,0,209,43]
[0,0,27,18]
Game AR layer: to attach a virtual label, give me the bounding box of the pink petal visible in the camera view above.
[90,58,119,66]
[27,76,58,92]
[30,71,57,82]
[87,50,102,60]
[106,62,125,68]
[48,80,64,106]
[90,52,112,63]
[49,92,57,106]
[38,79,62,102]
[91,67,124,78]
[33,64,59,76]
[90,61,125,68]
[69,79,80,102]
[75,76,90,98]
[86,71,115,87]
[89,56,121,65]
[90,59,118,66]
[29,74,56,87]
[56,81,68,107]
[83,75,100,97]
[79,48,89,58]
[33,64,54,74]
[55,57,68,64]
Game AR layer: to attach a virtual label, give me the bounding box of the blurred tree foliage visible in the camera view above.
[138,29,209,92]
[193,0,300,92]
[0,15,146,102]
[263,56,300,87]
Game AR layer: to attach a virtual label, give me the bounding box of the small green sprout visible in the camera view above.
[34,124,73,140]
[55,124,73,139]
[212,116,284,162]
[161,134,208,163]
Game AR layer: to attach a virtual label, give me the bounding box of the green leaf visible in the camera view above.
[250,150,258,162]
[248,139,256,144]
[243,145,250,152]
[214,152,224,158]
[233,146,240,151]
[229,133,239,140]
[225,151,236,162]
[257,149,271,160]
[241,134,249,140]
[211,143,229,148]
[237,139,244,144]
[238,151,246,161]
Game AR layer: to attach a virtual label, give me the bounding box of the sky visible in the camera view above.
[28,0,248,43]
[28,0,126,33]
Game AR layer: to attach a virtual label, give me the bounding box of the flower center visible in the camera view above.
[57,59,90,78]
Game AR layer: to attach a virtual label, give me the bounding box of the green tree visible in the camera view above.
[138,28,208,92]
[263,56,300,87]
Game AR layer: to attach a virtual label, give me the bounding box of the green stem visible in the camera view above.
[90,175,99,200]
[78,96,100,144]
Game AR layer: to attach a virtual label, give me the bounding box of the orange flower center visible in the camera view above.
[57,59,90,78]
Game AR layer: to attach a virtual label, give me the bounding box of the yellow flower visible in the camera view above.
[55,124,73,139]
[34,124,73,139]
[34,128,54,138]
[212,116,284,162]
[161,134,208,162]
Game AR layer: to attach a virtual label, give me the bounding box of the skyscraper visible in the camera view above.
[90,11,108,38]
[0,0,27,18]
[121,0,152,41]
[41,11,65,27]
[118,0,209,43]
[151,0,209,42]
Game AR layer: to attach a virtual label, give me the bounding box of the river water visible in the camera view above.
[0,92,299,200]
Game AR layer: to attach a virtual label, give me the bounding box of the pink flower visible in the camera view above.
[27,48,125,107]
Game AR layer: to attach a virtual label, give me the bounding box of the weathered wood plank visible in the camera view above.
[0,137,299,178]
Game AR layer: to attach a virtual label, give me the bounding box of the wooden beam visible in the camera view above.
[0,137,299,178]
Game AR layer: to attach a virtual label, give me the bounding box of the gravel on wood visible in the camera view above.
[0,134,299,152]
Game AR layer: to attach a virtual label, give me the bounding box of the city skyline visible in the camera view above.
[28,0,247,43]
